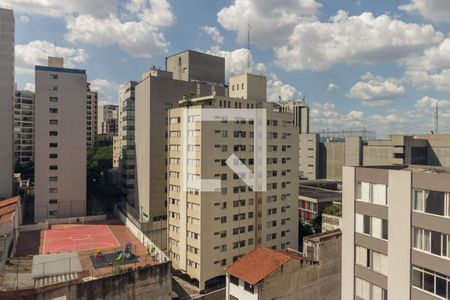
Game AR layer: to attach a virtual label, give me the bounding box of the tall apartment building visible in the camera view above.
[98,104,118,135]
[167,79,299,291]
[0,7,14,198]
[279,100,310,134]
[342,165,450,300]
[134,51,226,250]
[34,57,87,221]
[14,90,35,163]
[299,133,319,180]
[86,84,98,150]
[118,81,138,206]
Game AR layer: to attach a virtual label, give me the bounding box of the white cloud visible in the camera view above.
[23,83,35,92]
[206,48,262,80]
[399,0,450,23]
[402,38,450,91]
[2,0,117,18]
[90,79,120,104]
[415,96,450,109]
[327,83,339,93]
[15,40,88,74]
[217,0,321,48]
[200,26,224,45]
[19,15,29,24]
[310,102,365,129]
[65,14,169,58]
[267,74,302,102]
[348,73,405,106]
[275,10,443,71]
[123,0,174,27]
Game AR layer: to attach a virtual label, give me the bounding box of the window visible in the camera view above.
[49,96,58,102]
[230,275,239,286]
[357,182,387,205]
[49,108,58,113]
[49,143,58,148]
[371,217,382,239]
[49,165,58,170]
[49,199,58,204]
[49,188,58,194]
[49,119,58,125]
[49,131,58,136]
[412,266,450,299]
[355,246,370,268]
[372,285,388,300]
[413,227,449,257]
[49,154,58,159]
[372,251,388,275]
[49,176,58,182]
[355,277,370,300]
[244,282,254,294]
[413,189,450,217]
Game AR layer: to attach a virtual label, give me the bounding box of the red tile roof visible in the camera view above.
[225,247,300,285]
[0,196,19,223]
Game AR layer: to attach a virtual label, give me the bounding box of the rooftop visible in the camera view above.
[303,229,342,243]
[1,218,160,293]
[225,247,305,285]
[298,185,342,202]
[0,196,19,223]
[356,164,450,175]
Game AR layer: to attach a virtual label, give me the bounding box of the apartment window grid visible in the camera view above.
[355,277,388,300]
[355,245,388,276]
[413,227,450,259]
[355,213,388,240]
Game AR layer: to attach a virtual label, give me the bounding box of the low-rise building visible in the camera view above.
[298,184,341,224]
[225,229,341,300]
[0,196,20,273]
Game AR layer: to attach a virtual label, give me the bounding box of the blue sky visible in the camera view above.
[7,0,450,137]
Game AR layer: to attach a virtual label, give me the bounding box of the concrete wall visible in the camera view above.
[319,142,345,181]
[166,51,225,85]
[299,133,319,180]
[341,167,355,300]
[0,8,14,198]
[229,73,267,101]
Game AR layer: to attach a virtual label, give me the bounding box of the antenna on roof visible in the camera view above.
[53,38,57,57]
[435,101,439,135]
[247,23,251,72]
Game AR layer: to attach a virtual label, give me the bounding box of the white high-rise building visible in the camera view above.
[0,7,14,198]
[34,57,87,221]
[14,90,35,164]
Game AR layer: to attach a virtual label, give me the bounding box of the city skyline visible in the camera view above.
[6,0,450,136]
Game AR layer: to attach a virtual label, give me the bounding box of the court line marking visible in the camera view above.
[106,225,121,247]
[42,230,47,254]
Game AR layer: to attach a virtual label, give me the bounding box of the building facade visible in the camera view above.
[342,165,450,300]
[98,104,118,135]
[134,51,226,251]
[14,90,34,164]
[0,7,14,199]
[118,81,138,207]
[86,84,98,150]
[167,91,299,291]
[279,100,310,134]
[34,57,87,221]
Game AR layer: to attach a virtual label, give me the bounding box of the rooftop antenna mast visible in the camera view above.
[53,38,57,57]
[435,101,439,134]
[247,23,251,72]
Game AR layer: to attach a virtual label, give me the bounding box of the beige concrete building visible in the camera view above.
[134,52,226,251]
[167,90,299,291]
[117,81,137,207]
[225,230,341,300]
[98,104,118,135]
[34,57,87,221]
[278,100,310,134]
[166,50,225,85]
[0,7,14,199]
[14,90,35,163]
[342,165,450,300]
[299,133,319,180]
[229,73,267,101]
[86,83,98,150]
